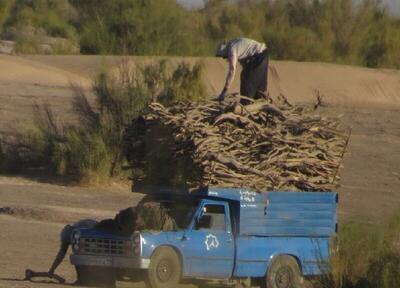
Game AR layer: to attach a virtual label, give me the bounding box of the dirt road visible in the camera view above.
[0,177,154,288]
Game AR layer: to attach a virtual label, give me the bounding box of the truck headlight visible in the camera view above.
[132,233,141,255]
[134,235,141,245]
[71,230,81,243]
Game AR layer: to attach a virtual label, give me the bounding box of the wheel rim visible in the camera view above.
[156,259,173,282]
[275,266,293,288]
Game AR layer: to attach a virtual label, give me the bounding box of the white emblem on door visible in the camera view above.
[205,233,219,251]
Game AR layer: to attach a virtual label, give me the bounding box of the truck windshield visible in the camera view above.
[137,196,199,231]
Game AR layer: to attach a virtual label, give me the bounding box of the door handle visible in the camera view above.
[226,238,233,243]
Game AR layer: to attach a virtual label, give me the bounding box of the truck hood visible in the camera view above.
[76,228,184,241]
[76,228,131,240]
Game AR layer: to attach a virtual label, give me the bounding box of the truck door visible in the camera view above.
[181,200,235,278]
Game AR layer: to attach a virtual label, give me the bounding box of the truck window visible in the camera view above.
[196,204,226,231]
[137,196,199,231]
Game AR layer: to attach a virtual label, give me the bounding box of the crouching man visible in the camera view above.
[25,207,138,285]
[25,219,97,283]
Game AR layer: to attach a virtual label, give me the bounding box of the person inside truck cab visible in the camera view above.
[196,205,226,231]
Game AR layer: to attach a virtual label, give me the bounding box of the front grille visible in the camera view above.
[79,237,130,256]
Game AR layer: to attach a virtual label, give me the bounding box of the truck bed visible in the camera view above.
[206,188,337,237]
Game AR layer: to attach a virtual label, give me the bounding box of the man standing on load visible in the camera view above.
[216,38,269,102]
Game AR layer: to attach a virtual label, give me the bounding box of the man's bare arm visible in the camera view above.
[218,50,237,101]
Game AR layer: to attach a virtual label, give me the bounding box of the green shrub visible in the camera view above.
[51,39,79,54]
[0,142,3,170]
[264,24,329,61]
[52,130,112,184]
[0,122,48,172]
[39,10,75,38]
[367,252,400,288]
[367,214,400,288]
[159,61,207,105]
[2,0,77,53]
[14,38,41,53]
[0,0,13,33]
[2,60,206,183]
[80,21,115,54]
[77,0,208,56]
[3,0,400,67]
[314,213,400,288]
[19,124,48,166]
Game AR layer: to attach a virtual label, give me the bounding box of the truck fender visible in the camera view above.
[149,245,184,267]
[266,253,303,276]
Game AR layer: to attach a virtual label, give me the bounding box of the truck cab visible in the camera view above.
[70,188,338,288]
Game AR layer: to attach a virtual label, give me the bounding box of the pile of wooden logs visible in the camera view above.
[125,95,349,192]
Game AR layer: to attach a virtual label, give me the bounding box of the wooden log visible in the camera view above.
[124,95,349,192]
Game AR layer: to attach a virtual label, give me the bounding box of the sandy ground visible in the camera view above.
[21,55,400,107]
[0,177,145,288]
[0,55,399,287]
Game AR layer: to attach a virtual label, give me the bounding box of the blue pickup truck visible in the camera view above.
[70,187,338,288]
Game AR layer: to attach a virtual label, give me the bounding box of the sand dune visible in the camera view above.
[0,55,90,87]
[21,55,400,107]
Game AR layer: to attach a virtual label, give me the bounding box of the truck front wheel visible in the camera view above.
[146,247,182,288]
[263,255,303,288]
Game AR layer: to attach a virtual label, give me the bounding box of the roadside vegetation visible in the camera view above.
[0,59,206,184]
[0,0,400,68]
[314,213,400,288]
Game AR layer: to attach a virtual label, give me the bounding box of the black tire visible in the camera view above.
[75,265,116,288]
[263,255,303,288]
[146,247,182,288]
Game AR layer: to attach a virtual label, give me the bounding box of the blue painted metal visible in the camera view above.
[239,193,337,236]
[234,236,330,277]
[204,188,337,237]
[70,187,337,281]
[140,199,235,279]
[180,199,235,278]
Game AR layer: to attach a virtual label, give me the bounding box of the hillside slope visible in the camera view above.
[23,55,400,107]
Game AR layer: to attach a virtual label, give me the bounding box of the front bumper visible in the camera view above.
[70,254,150,269]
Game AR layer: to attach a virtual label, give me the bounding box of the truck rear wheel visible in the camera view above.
[75,265,116,288]
[146,247,181,288]
[263,255,303,288]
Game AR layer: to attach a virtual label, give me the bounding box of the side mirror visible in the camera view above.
[195,215,212,230]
